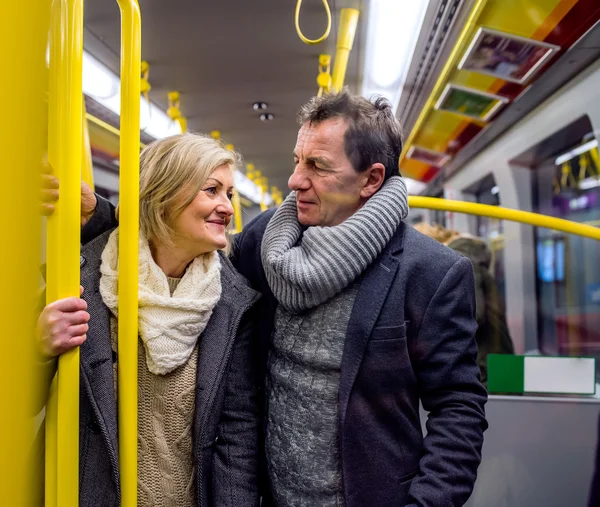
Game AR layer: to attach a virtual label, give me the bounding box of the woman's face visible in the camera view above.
[170,164,235,255]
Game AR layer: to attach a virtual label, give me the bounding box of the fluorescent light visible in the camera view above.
[83,52,119,99]
[140,101,182,139]
[82,51,180,139]
[579,177,600,190]
[361,0,429,112]
[403,177,427,195]
[555,139,598,165]
[491,186,500,195]
[234,171,273,206]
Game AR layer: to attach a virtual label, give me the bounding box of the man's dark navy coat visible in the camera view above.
[232,209,488,507]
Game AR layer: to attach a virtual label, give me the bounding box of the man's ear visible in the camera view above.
[360,163,386,199]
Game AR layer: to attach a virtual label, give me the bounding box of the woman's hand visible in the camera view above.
[36,286,90,359]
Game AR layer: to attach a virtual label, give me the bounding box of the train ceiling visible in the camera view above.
[83,0,365,194]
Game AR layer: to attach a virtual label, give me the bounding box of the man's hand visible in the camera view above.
[81,180,97,226]
[40,159,98,226]
[40,159,59,216]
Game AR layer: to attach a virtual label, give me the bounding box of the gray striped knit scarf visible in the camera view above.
[261,176,409,313]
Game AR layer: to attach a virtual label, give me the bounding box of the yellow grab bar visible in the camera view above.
[46,0,84,506]
[331,8,360,93]
[85,112,147,149]
[232,187,243,233]
[115,1,141,506]
[408,197,600,241]
[82,101,95,190]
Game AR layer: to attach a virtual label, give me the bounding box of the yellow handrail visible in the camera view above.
[330,8,360,93]
[115,2,141,506]
[232,189,243,233]
[85,112,147,149]
[46,1,84,506]
[295,0,331,45]
[408,197,600,241]
[82,101,95,190]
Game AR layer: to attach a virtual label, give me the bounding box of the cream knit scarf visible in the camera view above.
[99,229,222,375]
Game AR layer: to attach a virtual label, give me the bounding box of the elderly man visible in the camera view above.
[75,91,487,507]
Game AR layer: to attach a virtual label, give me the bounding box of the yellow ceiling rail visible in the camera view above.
[85,112,146,149]
[46,0,84,505]
[295,0,332,45]
[330,8,360,93]
[399,0,490,167]
[115,2,141,506]
[409,197,600,241]
[82,101,95,190]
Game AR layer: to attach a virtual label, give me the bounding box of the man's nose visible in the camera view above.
[288,165,311,191]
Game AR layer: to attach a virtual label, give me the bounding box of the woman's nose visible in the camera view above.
[217,197,234,216]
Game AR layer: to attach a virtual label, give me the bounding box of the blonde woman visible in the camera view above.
[37,134,260,506]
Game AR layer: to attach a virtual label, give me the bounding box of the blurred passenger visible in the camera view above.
[414,223,515,385]
[74,91,487,507]
[37,134,260,507]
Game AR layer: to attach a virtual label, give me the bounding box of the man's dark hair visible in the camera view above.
[297,89,403,181]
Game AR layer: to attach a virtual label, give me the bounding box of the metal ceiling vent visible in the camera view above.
[401,0,465,125]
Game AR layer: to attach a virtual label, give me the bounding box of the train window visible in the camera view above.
[465,174,506,306]
[532,126,600,365]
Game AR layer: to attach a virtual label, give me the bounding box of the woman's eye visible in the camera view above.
[227,193,234,201]
[204,187,217,195]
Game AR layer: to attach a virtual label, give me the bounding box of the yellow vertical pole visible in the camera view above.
[330,8,360,93]
[46,1,84,506]
[115,1,141,506]
[45,3,61,505]
[0,0,49,504]
[82,100,95,190]
[232,184,243,233]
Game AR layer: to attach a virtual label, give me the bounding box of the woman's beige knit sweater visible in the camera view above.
[111,276,197,507]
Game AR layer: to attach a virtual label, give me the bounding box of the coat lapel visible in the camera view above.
[193,256,260,499]
[79,235,120,478]
[194,256,260,437]
[338,223,405,429]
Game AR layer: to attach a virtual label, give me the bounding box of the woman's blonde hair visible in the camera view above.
[122,132,238,248]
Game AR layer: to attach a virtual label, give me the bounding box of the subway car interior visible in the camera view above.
[2,0,600,505]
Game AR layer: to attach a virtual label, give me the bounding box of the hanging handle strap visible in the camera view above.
[295,0,331,45]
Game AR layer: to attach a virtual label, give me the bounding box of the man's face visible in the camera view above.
[289,119,367,227]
